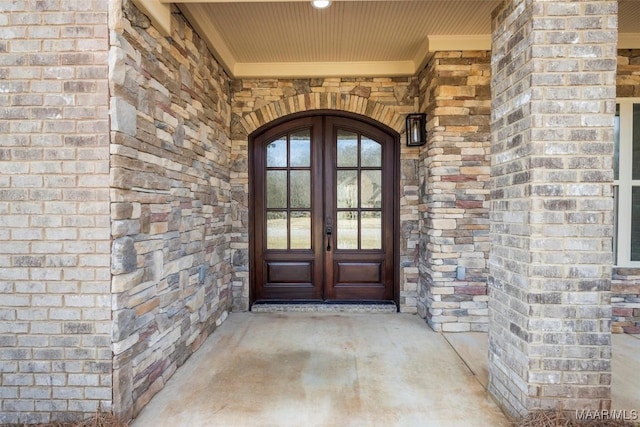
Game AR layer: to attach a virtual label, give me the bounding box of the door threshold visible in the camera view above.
[251,301,397,313]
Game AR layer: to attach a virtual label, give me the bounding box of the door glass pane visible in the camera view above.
[267,211,287,249]
[361,137,381,167]
[290,130,311,167]
[267,137,287,167]
[634,105,640,180]
[290,211,311,249]
[337,170,358,209]
[266,170,287,208]
[361,211,382,250]
[337,131,358,167]
[614,104,620,181]
[290,170,310,208]
[337,211,358,249]
[361,170,381,209]
[632,187,640,261]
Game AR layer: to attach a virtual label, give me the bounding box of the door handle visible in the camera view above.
[326,218,332,251]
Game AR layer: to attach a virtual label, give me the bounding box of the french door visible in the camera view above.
[251,114,397,303]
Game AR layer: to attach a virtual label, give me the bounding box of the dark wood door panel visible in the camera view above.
[266,261,313,284]
[323,116,396,302]
[335,262,381,283]
[260,261,321,300]
[255,252,323,300]
[328,260,392,301]
[260,284,320,300]
[251,113,397,305]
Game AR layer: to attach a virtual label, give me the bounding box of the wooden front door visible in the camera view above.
[251,114,397,303]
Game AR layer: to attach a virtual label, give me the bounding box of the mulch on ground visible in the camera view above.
[0,411,128,427]
[3,409,639,427]
[515,410,639,427]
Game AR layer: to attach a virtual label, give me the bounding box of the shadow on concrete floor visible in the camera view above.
[132,313,509,427]
[132,313,639,427]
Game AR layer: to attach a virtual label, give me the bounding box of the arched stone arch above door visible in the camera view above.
[235,93,407,136]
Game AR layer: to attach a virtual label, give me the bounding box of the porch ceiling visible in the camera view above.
[143,0,640,78]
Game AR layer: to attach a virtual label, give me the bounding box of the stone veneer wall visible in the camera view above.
[617,49,640,96]
[230,78,421,312]
[489,0,616,416]
[611,270,640,333]
[417,51,492,332]
[613,49,640,333]
[108,1,232,420]
[0,1,112,424]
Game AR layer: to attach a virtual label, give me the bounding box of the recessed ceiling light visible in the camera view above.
[312,0,332,9]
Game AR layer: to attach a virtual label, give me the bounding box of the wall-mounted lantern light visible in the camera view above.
[405,113,426,146]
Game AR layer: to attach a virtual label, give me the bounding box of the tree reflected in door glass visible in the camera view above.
[361,170,381,208]
[266,211,288,249]
[290,211,311,249]
[290,170,310,208]
[266,170,287,208]
[290,130,311,167]
[266,137,287,167]
[337,211,358,249]
[337,170,358,209]
[361,211,382,249]
[337,131,358,167]
[361,137,381,167]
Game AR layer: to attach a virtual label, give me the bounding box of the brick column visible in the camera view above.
[0,1,111,424]
[489,0,616,416]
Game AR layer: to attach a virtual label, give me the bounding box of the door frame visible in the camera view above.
[248,110,401,307]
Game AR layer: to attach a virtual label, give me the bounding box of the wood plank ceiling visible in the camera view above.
[139,0,640,78]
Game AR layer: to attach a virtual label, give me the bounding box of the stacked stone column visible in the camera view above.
[418,51,492,332]
[109,2,233,420]
[489,0,616,416]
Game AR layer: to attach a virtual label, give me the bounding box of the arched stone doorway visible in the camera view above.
[229,93,421,313]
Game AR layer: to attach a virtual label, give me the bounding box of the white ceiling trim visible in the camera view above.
[229,35,493,78]
[233,61,416,78]
[413,35,493,72]
[131,0,171,36]
[427,35,492,52]
[413,36,433,73]
[179,4,237,73]
[619,34,640,49]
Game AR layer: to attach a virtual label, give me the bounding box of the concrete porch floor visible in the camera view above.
[443,329,640,415]
[131,313,640,427]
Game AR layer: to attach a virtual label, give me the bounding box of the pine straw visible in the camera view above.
[1,407,128,427]
[4,408,638,427]
[514,410,638,427]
